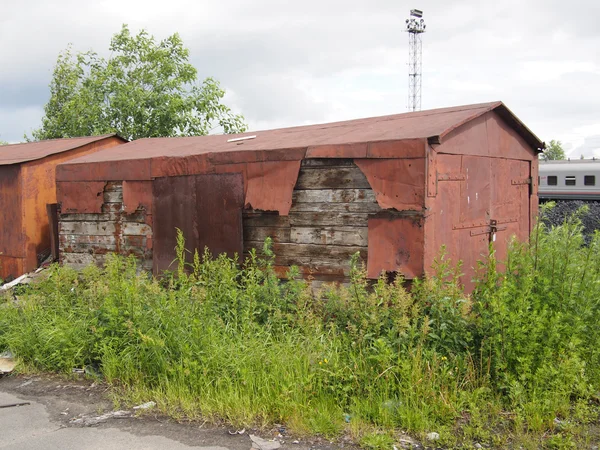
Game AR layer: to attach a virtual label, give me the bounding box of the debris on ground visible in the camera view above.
[0,401,30,409]
[70,410,132,427]
[0,274,31,291]
[425,431,440,441]
[133,401,156,410]
[228,428,246,435]
[250,434,281,450]
[0,351,16,374]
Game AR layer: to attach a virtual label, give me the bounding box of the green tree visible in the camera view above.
[541,139,566,161]
[0,141,8,145]
[32,25,246,141]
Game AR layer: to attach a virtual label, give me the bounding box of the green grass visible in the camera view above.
[1,208,599,448]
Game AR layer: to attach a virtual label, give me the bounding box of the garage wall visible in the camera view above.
[59,182,152,270]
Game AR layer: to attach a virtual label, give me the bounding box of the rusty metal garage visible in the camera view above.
[54,102,543,290]
[0,134,126,281]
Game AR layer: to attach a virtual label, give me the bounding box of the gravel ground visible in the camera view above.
[540,200,600,242]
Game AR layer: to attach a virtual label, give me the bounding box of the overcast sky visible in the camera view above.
[1,0,599,156]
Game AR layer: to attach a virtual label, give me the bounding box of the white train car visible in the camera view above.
[539,160,600,200]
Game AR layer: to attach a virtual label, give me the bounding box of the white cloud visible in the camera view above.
[0,0,599,150]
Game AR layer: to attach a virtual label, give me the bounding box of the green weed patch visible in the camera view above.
[1,211,599,448]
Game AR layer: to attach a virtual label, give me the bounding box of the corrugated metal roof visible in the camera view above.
[61,102,544,166]
[0,134,124,166]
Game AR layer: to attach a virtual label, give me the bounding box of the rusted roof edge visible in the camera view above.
[0,133,128,166]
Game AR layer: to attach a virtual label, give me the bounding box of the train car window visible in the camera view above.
[548,176,557,186]
[585,175,595,186]
[565,176,576,186]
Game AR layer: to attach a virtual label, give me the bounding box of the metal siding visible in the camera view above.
[355,158,426,211]
[152,174,244,275]
[367,215,424,279]
[0,165,24,264]
[57,181,106,214]
[0,134,124,166]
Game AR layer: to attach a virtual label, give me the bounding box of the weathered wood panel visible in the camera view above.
[243,159,381,285]
[295,166,371,190]
[59,181,153,271]
[290,202,381,213]
[293,189,376,203]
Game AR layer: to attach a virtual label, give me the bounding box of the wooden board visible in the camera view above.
[243,159,380,282]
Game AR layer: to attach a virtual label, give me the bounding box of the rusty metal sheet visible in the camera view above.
[49,103,541,181]
[152,173,244,275]
[459,156,491,225]
[427,146,437,197]
[151,155,211,178]
[423,153,486,293]
[0,134,125,166]
[0,256,24,282]
[355,159,425,211]
[306,143,367,158]
[490,158,531,262]
[437,114,490,158]
[0,165,23,258]
[244,160,301,215]
[57,159,151,182]
[46,204,59,262]
[530,159,539,232]
[123,181,152,214]
[486,111,537,161]
[57,181,106,214]
[367,215,424,279]
[367,139,426,158]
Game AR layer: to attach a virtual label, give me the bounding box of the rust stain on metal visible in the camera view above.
[0,134,124,166]
[152,173,244,275]
[54,102,543,184]
[355,159,425,211]
[58,181,106,214]
[46,204,59,261]
[244,160,301,215]
[367,215,424,279]
[459,155,491,225]
[438,173,466,181]
[0,165,23,259]
[427,147,437,197]
[306,143,367,158]
[367,139,426,158]
[123,181,152,214]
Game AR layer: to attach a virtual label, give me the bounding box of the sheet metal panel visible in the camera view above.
[122,180,153,214]
[367,215,424,279]
[152,173,244,275]
[0,165,23,258]
[244,160,301,215]
[355,159,426,211]
[459,156,491,225]
[57,181,106,214]
[0,134,123,166]
[46,204,59,261]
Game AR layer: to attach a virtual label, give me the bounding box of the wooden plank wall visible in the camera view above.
[243,159,382,284]
[59,182,152,271]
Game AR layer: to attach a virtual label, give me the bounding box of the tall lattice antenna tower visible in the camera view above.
[406,9,426,111]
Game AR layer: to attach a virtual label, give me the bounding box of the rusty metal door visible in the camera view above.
[152,173,244,275]
[490,158,531,261]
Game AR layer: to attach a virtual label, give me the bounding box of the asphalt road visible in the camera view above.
[0,376,339,450]
[0,390,228,449]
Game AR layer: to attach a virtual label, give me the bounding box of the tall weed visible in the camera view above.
[1,217,599,447]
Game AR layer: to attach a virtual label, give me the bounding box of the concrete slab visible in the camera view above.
[0,391,226,449]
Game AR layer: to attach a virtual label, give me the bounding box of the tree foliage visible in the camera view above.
[541,139,566,161]
[32,25,246,141]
